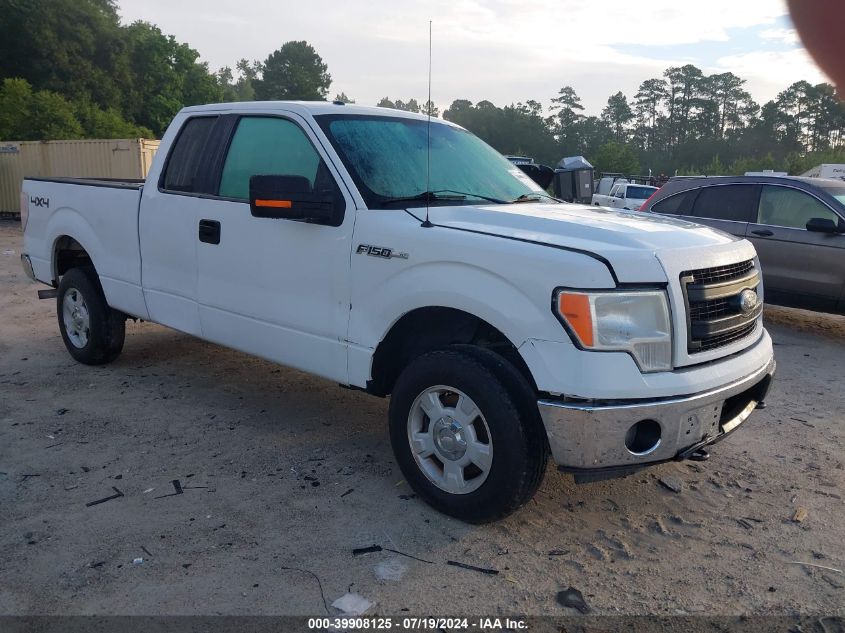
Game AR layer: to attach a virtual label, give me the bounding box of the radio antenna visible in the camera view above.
[422,19,434,228]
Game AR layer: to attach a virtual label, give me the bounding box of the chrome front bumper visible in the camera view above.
[538,356,775,474]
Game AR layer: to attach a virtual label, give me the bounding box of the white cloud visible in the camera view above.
[714,48,827,98]
[116,0,822,113]
[759,27,800,45]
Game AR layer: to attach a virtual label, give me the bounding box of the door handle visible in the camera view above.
[750,229,773,237]
[198,219,221,245]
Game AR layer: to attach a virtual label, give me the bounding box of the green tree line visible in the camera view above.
[439,68,845,176]
[0,0,332,139]
[2,0,843,177]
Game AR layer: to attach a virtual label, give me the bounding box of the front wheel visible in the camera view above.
[57,267,125,365]
[388,348,548,523]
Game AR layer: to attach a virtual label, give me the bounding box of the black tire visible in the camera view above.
[388,347,549,523]
[56,266,125,365]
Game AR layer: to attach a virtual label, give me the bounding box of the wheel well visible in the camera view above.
[54,236,93,281]
[368,307,536,397]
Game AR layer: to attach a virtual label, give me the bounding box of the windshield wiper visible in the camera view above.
[510,192,563,203]
[380,189,508,206]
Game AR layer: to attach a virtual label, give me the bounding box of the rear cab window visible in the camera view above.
[160,116,219,194]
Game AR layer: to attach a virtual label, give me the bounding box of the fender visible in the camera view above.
[346,254,612,389]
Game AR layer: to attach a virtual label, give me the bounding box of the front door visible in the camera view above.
[746,184,845,311]
[194,114,356,382]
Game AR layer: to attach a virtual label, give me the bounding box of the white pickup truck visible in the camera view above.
[592,181,659,210]
[20,101,775,522]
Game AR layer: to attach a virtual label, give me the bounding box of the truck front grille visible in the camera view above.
[681,260,761,354]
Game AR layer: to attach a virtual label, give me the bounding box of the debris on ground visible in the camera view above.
[384,548,435,564]
[447,560,499,576]
[557,586,591,613]
[56,408,68,416]
[548,549,569,557]
[154,479,184,499]
[280,566,330,614]
[85,486,124,507]
[132,557,143,565]
[352,545,383,556]
[788,561,843,574]
[331,592,372,616]
[658,476,683,493]
[340,488,354,498]
[374,557,407,581]
[793,507,809,523]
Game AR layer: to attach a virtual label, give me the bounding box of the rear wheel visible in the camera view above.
[388,348,548,523]
[57,267,125,365]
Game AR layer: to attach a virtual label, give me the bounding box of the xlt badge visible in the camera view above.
[356,244,409,260]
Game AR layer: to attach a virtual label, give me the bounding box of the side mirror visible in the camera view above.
[249,174,335,224]
[806,217,840,233]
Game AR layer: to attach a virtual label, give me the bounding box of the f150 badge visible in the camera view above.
[356,244,409,260]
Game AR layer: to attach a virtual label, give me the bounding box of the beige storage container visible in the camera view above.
[0,138,160,215]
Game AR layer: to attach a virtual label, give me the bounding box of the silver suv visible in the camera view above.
[641,176,845,314]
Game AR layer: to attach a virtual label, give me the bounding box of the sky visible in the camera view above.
[117,0,826,115]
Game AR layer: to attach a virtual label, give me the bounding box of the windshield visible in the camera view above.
[315,114,545,209]
[626,186,658,199]
[818,183,845,206]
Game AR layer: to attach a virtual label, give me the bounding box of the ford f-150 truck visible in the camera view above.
[20,101,775,523]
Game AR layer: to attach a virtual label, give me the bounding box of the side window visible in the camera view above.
[219,117,327,201]
[757,185,840,229]
[690,185,757,221]
[609,185,621,197]
[652,190,696,215]
[162,116,218,193]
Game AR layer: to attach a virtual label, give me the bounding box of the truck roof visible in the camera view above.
[179,100,454,124]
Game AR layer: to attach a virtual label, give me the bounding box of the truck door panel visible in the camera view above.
[194,114,354,382]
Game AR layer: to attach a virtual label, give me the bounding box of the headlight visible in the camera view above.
[555,289,673,372]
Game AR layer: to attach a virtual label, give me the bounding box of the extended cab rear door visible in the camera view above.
[139,114,222,336]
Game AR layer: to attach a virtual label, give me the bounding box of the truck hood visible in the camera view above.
[422,202,751,283]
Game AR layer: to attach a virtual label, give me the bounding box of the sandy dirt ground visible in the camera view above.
[0,220,843,617]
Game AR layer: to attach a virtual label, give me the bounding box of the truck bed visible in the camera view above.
[22,176,148,319]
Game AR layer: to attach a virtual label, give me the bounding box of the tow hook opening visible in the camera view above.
[624,419,662,455]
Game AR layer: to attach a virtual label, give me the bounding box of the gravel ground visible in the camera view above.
[0,220,843,617]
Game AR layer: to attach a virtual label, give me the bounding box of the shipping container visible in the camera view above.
[0,138,160,216]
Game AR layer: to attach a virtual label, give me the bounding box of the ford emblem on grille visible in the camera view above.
[739,288,759,314]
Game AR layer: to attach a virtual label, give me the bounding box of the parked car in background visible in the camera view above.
[592,181,658,210]
[641,175,845,314]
